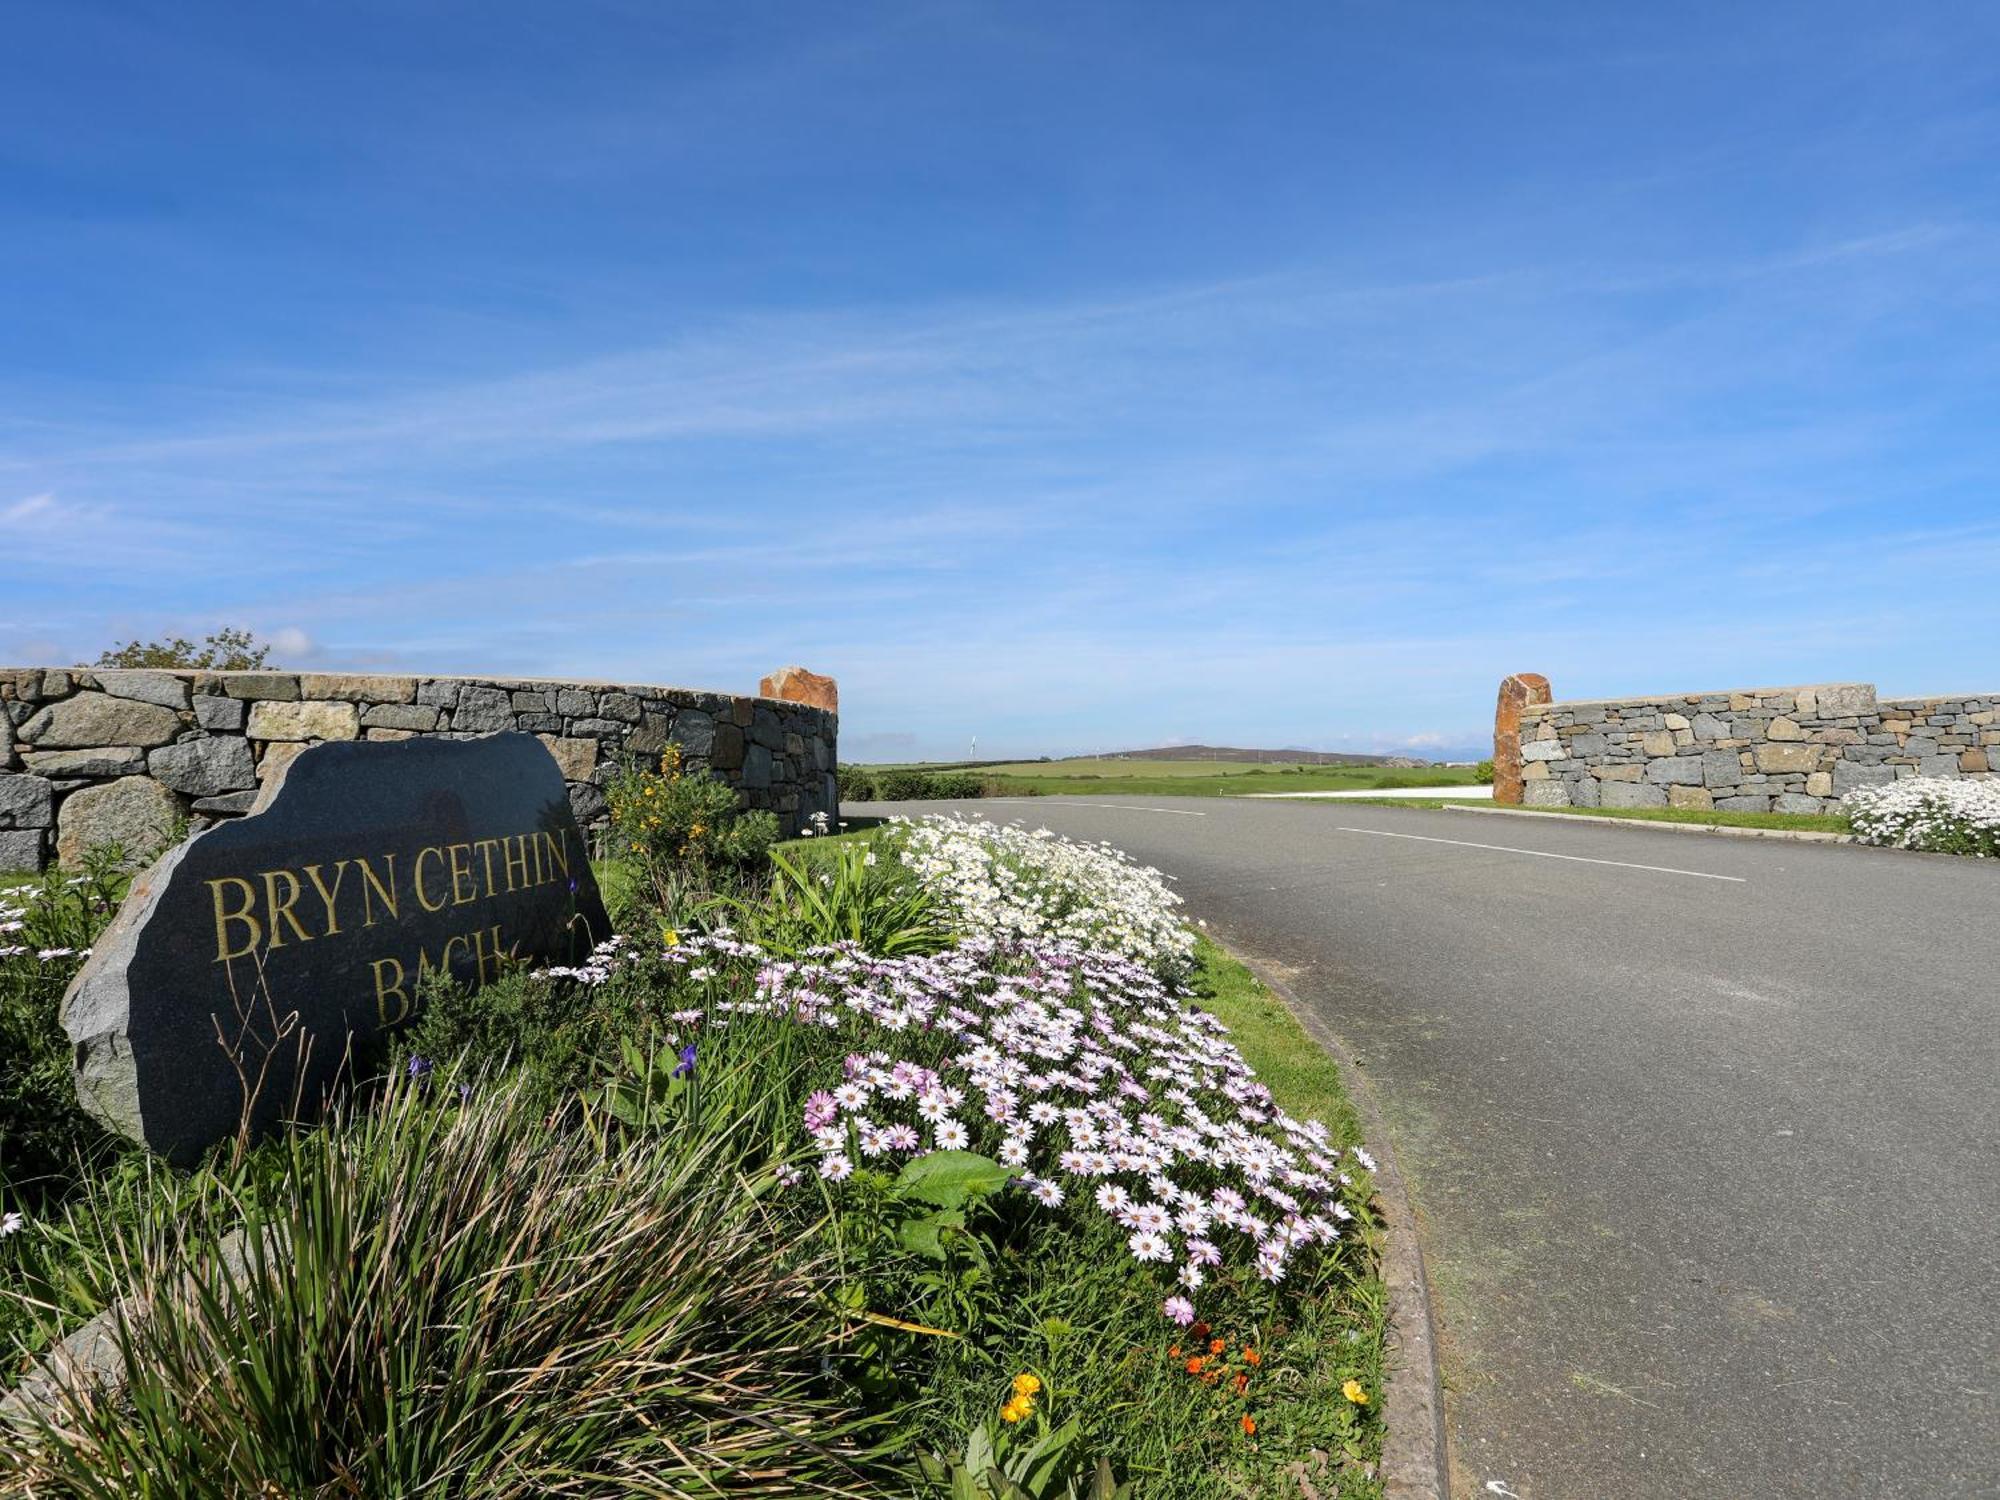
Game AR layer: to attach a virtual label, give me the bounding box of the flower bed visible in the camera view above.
[5,811,1387,1496]
[1845,777,2000,857]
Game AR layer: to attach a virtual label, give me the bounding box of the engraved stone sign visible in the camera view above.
[61,733,609,1165]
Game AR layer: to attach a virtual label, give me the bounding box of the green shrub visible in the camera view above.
[604,744,778,910]
[837,764,879,802]
[3,1070,884,1497]
[1474,759,1496,784]
[874,770,988,801]
[95,627,274,671]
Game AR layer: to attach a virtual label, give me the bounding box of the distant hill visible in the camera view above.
[1080,745,1433,767]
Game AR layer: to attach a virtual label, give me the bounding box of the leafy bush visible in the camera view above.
[837,763,879,802]
[873,770,989,801]
[1474,759,1496,784]
[3,1071,883,1496]
[605,744,779,909]
[1846,777,2000,856]
[95,627,274,671]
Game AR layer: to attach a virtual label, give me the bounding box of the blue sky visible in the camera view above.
[4,3,1997,761]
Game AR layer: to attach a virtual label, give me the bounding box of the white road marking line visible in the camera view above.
[1333,826,1746,882]
[982,799,1208,817]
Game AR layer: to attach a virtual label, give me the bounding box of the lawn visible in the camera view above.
[931,759,1480,800]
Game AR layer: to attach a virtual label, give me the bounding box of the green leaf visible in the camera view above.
[896,1150,1012,1208]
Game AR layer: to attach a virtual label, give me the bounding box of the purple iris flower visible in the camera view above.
[407,1055,433,1082]
[673,1042,698,1079]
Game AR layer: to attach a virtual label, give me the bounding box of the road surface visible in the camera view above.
[860,796,2000,1499]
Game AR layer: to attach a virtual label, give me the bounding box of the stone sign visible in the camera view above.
[61,733,610,1166]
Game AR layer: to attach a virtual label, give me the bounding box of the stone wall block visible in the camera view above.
[360,703,441,732]
[1715,794,1771,812]
[598,692,642,723]
[568,782,609,825]
[0,773,56,829]
[301,674,417,703]
[20,693,182,750]
[554,688,595,718]
[1643,757,1705,786]
[449,685,515,733]
[0,829,45,870]
[711,722,747,771]
[149,738,256,797]
[95,670,191,711]
[535,735,599,781]
[56,777,183,868]
[1753,742,1818,774]
[625,713,676,756]
[671,711,716,758]
[221,673,301,701]
[193,695,246,732]
[1522,780,1571,807]
[23,747,147,779]
[415,679,463,709]
[246,700,360,742]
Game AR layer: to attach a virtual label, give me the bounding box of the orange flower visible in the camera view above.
[1242,1348,1261,1366]
[1241,1415,1257,1436]
[1209,1337,1226,1355]
[1202,1370,1220,1385]
[1234,1373,1250,1394]
[1168,1344,1181,1358]
[1185,1357,1205,1375]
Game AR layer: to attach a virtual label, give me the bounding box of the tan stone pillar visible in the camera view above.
[1492,672,1552,805]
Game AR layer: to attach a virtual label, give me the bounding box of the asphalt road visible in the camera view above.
[860,797,2000,1500]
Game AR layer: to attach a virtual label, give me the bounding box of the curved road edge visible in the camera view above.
[1209,926,1450,1500]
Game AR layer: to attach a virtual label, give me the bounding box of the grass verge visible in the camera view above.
[1190,936,1364,1146]
[1333,798,1850,833]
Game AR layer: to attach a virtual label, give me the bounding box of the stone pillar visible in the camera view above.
[1493,672,1552,805]
[759,666,838,714]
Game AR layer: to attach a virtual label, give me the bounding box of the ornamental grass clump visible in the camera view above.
[1846,776,2000,856]
[892,815,1195,980]
[1,1070,881,1498]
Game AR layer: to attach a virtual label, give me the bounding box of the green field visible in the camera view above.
[868,758,1482,799]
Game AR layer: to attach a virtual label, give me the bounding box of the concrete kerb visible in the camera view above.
[1204,928,1449,1500]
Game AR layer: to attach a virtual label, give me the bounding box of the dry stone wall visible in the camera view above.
[1506,681,1998,814]
[0,668,838,871]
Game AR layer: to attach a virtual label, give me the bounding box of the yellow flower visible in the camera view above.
[999,1395,1031,1423]
[1011,1372,1042,1398]
[663,928,680,948]
[1342,1379,1369,1406]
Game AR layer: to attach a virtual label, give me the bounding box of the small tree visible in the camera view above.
[96,627,275,671]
